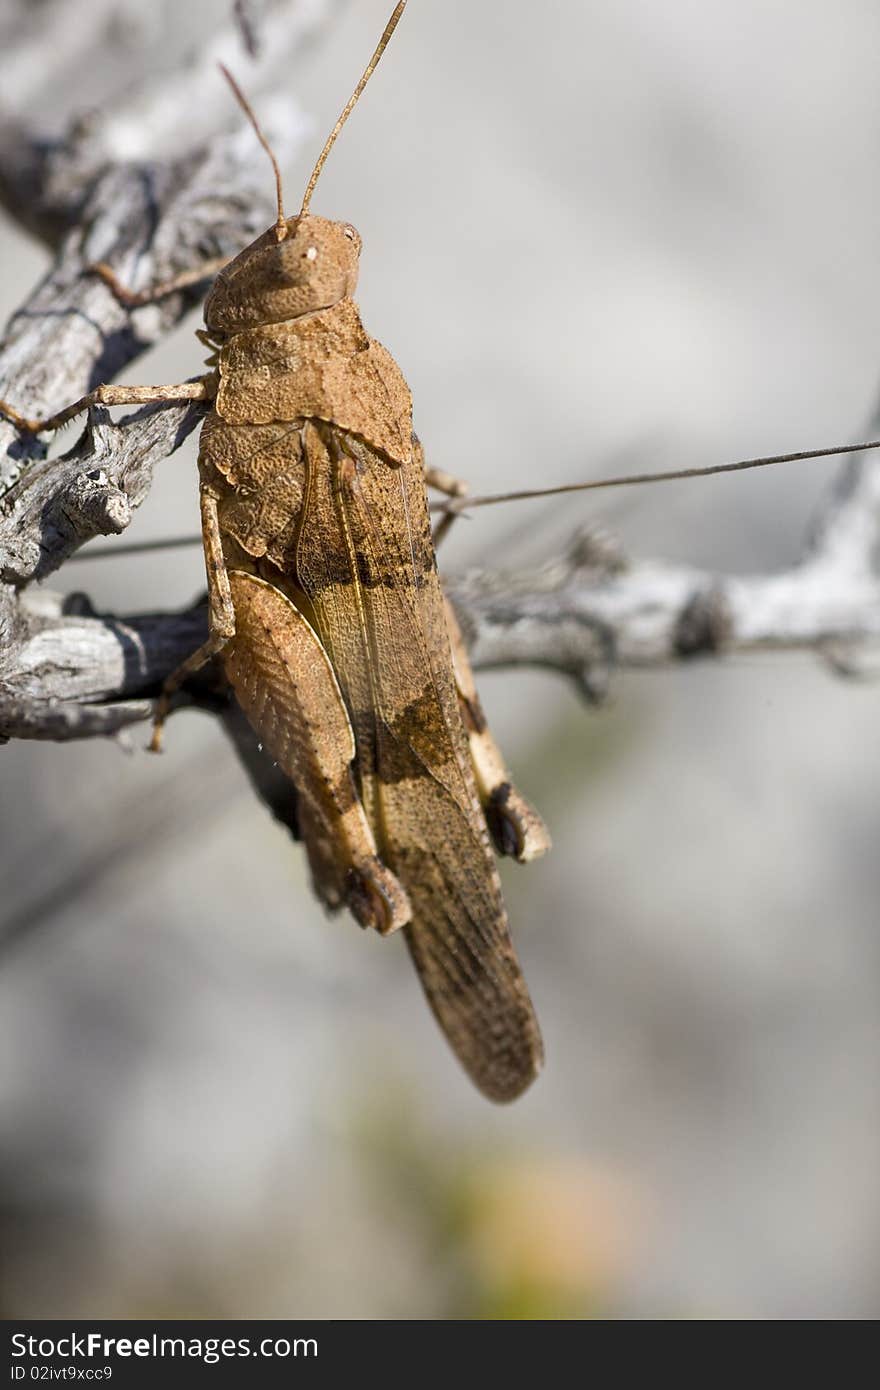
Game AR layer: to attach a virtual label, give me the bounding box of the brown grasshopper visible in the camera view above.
[0,3,551,1102]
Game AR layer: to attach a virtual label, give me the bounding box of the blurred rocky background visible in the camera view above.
[1,0,879,1319]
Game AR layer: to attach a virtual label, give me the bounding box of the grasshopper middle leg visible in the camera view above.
[149,487,235,753]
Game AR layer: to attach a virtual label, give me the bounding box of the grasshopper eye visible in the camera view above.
[305,246,318,261]
[341,223,362,257]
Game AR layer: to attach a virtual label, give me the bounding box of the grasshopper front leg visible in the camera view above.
[0,260,224,431]
[92,258,232,309]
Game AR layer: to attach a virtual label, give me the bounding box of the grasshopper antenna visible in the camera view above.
[219,62,287,242]
[300,0,408,216]
[70,436,880,561]
[437,437,880,514]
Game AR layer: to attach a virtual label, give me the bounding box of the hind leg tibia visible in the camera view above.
[443,596,551,863]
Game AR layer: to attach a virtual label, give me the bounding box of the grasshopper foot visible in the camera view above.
[148,697,172,754]
[345,860,411,936]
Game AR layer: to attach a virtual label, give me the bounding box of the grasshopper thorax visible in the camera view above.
[204,216,362,337]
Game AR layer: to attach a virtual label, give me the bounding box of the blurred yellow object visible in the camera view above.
[460,1156,647,1318]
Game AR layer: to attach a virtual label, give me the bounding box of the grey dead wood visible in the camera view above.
[0,0,335,744]
[1,0,879,808]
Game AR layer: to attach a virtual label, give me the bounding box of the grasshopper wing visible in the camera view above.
[295,424,543,1101]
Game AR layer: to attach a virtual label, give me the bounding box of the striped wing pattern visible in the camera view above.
[293,424,543,1101]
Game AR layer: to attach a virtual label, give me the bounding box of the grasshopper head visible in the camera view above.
[205,216,361,335]
[212,3,406,334]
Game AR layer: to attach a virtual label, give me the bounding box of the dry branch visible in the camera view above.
[1,0,879,754]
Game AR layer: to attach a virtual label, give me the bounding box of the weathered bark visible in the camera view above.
[1,0,878,761]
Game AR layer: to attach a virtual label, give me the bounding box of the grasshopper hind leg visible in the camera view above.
[419,439,549,861]
[223,570,411,936]
[443,595,551,864]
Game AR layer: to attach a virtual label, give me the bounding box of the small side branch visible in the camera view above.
[0,400,207,586]
[446,525,880,702]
